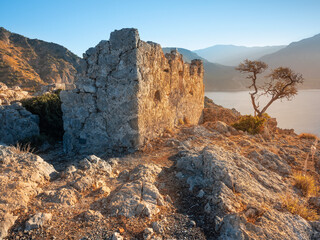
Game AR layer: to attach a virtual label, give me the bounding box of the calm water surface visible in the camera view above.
[206,90,320,136]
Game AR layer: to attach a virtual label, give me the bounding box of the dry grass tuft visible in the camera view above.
[299,133,318,140]
[280,193,319,221]
[10,142,34,154]
[293,172,317,197]
[178,118,184,125]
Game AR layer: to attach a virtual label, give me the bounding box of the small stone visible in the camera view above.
[71,176,94,192]
[78,210,104,221]
[152,222,162,233]
[197,189,205,198]
[99,186,111,195]
[108,158,119,167]
[78,158,92,170]
[118,169,130,181]
[245,208,258,218]
[62,165,77,178]
[176,172,184,179]
[204,203,211,214]
[189,220,196,228]
[165,195,173,204]
[25,213,52,231]
[111,232,123,240]
[143,228,154,240]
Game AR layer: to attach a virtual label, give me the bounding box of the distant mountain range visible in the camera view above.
[194,45,286,66]
[166,33,320,90]
[0,27,319,91]
[0,27,82,89]
[260,33,320,89]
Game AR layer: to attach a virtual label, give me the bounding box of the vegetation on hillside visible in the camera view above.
[232,114,268,134]
[21,90,63,141]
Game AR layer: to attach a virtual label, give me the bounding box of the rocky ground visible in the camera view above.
[0,82,30,105]
[1,99,320,240]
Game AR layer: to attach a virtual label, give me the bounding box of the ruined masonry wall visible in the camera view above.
[61,28,204,154]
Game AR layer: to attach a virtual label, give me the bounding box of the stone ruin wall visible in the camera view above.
[61,28,204,154]
[137,41,204,144]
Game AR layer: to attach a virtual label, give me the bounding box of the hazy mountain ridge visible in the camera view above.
[0,27,82,89]
[194,44,286,66]
[171,33,320,90]
[260,33,320,88]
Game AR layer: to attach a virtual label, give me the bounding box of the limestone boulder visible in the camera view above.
[78,210,104,222]
[0,103,39,145]
[25,212,52,231]
[43,188,79,206]
[0,83,30,105]
[0,213,18,239]
[108,164,164,218]
[176,144,309,240]
[0,145,56,238]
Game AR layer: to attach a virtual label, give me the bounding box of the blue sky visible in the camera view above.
[1,0,320,56]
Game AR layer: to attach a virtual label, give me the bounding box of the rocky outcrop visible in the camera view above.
[0,27,82,89]
[0,82,30,105]
[203,96,241,124]
[1,108,319,239]
[175,142,313,240]
[0,145,57,238]
[61,28,204,154]
[108,164,164,218]
[0,103,39,145]
[39,82,75,95]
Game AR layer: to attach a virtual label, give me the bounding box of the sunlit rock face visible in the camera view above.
[61,28,204,154]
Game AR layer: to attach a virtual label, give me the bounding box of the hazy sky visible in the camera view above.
[1,0,320,56]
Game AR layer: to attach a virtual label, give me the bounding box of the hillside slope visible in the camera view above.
[194,45,285,66]
[0,27,82,89]
[260,34,320,88]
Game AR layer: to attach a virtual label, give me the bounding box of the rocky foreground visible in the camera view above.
[0,100,320,240]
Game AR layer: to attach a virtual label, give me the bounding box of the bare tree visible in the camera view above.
[236,59,304,117]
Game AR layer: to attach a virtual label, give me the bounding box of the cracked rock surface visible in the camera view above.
[61,28,204,155]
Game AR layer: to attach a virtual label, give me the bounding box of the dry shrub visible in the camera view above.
[299,133,318,140]
[232,114,268,135]
[10,142,34,154]
[280,193,319,221]
[293,172,317,197]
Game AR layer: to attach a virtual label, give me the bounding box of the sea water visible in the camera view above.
[206,90,320,136]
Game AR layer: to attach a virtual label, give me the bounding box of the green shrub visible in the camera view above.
[232,114,268,134]
[21,90,63,141]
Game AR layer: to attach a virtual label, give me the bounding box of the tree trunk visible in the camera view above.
[258,96,278,117]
